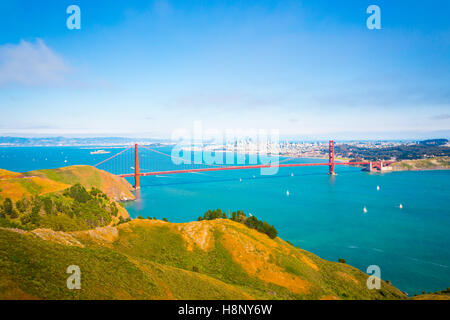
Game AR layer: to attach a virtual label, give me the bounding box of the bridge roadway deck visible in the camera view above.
[118,161,376,178]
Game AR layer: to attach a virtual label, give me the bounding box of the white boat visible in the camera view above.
[291,173,294,177]
[377,185,380,191]
[399,204,403,209]
[90,149,110,155]
[363,206,368,213]
[286,190,290,197]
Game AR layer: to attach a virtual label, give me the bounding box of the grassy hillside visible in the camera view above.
[0,169,23,179]
[391,157,450,171]
[0,183,129,231]
[0,219,407,300]
[24,165,135,201]
[0,166,131,231]
[410,288,450,300]
[0,166,134,202]
[0,175,70,201]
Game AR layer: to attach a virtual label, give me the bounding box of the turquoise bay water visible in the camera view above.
[0,146,449,295]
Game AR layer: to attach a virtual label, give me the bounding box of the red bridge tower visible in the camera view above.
[329,140,335,175]
[134,144,140,189]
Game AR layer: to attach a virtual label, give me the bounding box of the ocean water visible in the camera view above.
[1,146,449,295]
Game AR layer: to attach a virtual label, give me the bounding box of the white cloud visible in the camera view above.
[0,39,70,86]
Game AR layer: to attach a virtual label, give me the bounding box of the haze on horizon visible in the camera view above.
[0,0,449,140]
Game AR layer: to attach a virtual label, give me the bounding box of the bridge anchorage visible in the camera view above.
[93,140,392,190]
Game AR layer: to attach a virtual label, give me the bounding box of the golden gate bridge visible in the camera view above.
[93,140,391,189]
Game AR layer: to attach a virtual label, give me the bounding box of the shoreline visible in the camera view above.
[391,167,450,172]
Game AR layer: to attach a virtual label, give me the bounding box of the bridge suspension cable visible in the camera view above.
[93,145,133,167]
[92,141,391,189]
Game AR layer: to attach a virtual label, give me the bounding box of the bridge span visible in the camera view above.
[94,140,392,189]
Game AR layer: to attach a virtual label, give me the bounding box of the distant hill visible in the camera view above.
[391,157,450,171]
[0,219,407,300]
[0,136,168,147]
[419,139,448,146]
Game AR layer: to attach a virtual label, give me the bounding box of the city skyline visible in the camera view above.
[0,0,449,139]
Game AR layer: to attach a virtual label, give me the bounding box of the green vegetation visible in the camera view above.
[198,209,278,239]
[1,198,18,219]
[25,167,102,190]
[337,140,450,161]
[0,165,441,300]
[391,157,450,171]
[0,184,120,231]
[0,219,408,300]
[117,216,131,225]
[412,288,450,300]
[19,165,135,201]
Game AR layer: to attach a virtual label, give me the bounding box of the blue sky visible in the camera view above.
[0,0,449,139]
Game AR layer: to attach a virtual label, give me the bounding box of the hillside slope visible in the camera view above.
[0,175,70,201]
[23,165,135,201]
[412,291,450,300]
[0,166,131,231]
[391,157,450,171]
[0,219,406,300]
[0,166,134,202]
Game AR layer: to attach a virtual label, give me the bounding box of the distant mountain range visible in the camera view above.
[0,136,171,147]
[0,136,449,147]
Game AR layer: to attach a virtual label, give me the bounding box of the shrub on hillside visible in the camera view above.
[3,198,13,215]
[2,198,18,219]
[203,209,224,220]
[2,184,122,232]
[64,184,91,203]
[15,198,30,213]
[117,216,131,225]
[109,202,119,217]
[199,209,278,239]
[230,210,246,223]
[42,197,54,215]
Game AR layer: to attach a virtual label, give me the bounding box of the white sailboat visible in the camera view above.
[377,185,380,191]
[286,190,290,197]
[399,204,403,209]
[363,206,368,213]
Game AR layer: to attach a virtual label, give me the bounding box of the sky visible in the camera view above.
[0,0,449,140]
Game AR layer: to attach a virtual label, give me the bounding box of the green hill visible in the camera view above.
[391,157,450,171]
[0,166,131,231]
[23,165,135,201]
[0,165,134,202]
[0,219,407,300]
